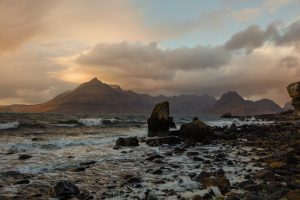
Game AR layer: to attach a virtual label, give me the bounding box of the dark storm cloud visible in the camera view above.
[225,20,300,52]
[76,42,231,75]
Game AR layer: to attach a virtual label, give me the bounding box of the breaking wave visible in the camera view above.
[0,122,19,130]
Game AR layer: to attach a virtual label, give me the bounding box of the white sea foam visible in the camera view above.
[78,118,119,127]
[78,118,103,127]
[0,121,19,130]
[205,117,274,127]
[54,123,77,127]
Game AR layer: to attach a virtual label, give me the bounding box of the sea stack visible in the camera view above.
[287,81,300,115]
[147,101,175,137]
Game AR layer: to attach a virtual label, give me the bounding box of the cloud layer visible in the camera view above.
[0,0,299,106]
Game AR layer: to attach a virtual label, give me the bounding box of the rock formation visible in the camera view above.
[287,81,300,115]
[147,101,175,136]
[179,117,210,142]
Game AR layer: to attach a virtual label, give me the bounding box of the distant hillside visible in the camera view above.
[205,91,283,116]
[0,78,283,115]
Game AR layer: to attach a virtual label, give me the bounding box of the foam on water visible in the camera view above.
[78,118,104,127]
[205,117,274,127]
[0,122,19,130]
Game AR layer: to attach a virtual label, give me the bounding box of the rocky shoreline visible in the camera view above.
[0,103,299,200]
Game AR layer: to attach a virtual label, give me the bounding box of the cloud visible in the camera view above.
[225,20,300,52]
[55,20,300,106]
[0,46,75,104]
[0,0,60,53]
[0,1,299,106]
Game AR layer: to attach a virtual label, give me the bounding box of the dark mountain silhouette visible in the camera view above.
[0,78,283,115]
[205,91,283,115]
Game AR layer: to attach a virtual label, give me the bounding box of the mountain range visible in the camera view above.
[0,78,284,115]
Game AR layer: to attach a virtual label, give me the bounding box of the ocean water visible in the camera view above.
[0,113,272,174]
[0,113,273,199]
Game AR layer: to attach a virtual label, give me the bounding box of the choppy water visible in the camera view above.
[0,113,274,199]
[0,113,272,175]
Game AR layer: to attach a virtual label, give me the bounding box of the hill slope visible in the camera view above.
[0,78,283,115]
[205,91,283,115]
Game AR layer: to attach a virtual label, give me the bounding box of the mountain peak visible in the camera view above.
[220,91,244,101]
[88,77,102,83]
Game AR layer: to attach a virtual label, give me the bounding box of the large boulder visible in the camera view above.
[147,101,175,136]
[179,119,209,142]
[51,181,80,198]
[115,137,139,147]
[287,81,300,115]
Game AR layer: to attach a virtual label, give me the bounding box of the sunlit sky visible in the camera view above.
[0,0,300,106]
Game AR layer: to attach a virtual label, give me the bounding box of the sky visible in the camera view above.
[0,0,300,106]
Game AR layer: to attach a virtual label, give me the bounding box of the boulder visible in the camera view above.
[51,181,80,198]
[115,137,139,147]
[18,154,32,160]
[287,81,300,115]
[287,189,300,200]
[147,101,175,136]
[179,119,209,142]
[220,112,232,118]
[287,81,300,99]
[201,177,231,194]
[269,161,287,169]
[145,136,180,147]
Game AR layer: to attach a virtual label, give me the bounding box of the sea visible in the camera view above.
[0,113,273,199]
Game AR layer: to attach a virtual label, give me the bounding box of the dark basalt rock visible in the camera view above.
[287,81,300,115]
[115,137,139,147]
[145,136,180,147]
[51,181,80,198]
[179,119,210,142]
[201,177,231,194]
[14,179,30,185]
[147,101,175,137]
[18,154,32,160]
[145,190,158,200]
[221,112,232,118]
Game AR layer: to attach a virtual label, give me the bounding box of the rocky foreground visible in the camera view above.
[0,101,299,200]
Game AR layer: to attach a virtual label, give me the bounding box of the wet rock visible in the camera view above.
[115,137,139,147]
[191,194,203,200]
[80,161,96,166]
[77,190,94,200]
[193,171,211,182]
[225,193,241,200]
[121,176,143,188]
[147,101,175,136]
[145,190,158,200]
[202,189,215,199]
[255,169,275,181]
[201,177,231,194]
[51,181,80,198]
[264,182,287,193]
[0,170,22,178]
[287,81,300,115]
[221,112,232,118]
[269,161,287,169]
[236,180,256,189]
[14,179,30,185]
[186,151,200,156]
[73,167,86,172]
[287,189,300,200]
[145,154,164,161]
[18,154,32,160]
[243,184,261,192]
[179,119,209,142]
[145,136,180,147]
